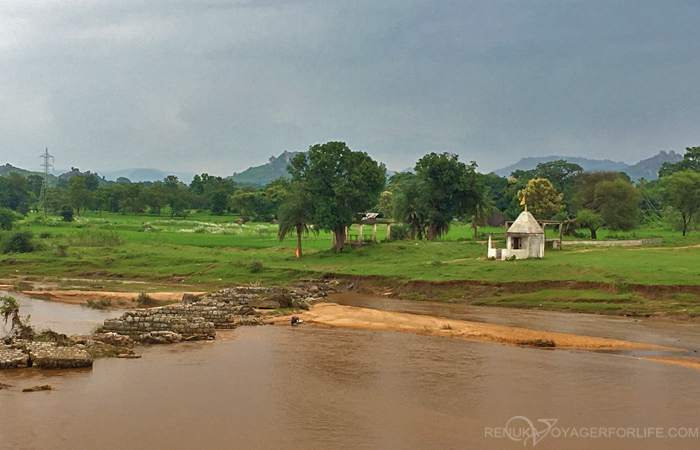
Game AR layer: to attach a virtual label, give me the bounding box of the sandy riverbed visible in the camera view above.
[272,303,681,352]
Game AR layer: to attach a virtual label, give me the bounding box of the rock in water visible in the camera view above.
[247,299,281,309]
[23,385,53,392]
[140,331,183,344]
[26,343,94,369]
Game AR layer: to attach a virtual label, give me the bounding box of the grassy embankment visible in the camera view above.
[2,211,700,317]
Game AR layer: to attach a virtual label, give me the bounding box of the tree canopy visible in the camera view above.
[517,178,565,219]
[663,170,700,236]
[414,153,483,240]
[659,147,700,177]
[288,141,386,251]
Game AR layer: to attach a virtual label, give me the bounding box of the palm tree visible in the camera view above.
[471,187,496,238]
[277,184,317,258]
[393,179,428,240]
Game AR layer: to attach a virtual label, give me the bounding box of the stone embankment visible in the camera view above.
[2,340,93,369]
[0,347,29,369]
[1,280,333,370]
[1,332,135,370]
[102,282,330,340]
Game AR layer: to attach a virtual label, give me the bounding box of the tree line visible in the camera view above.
[2,144,700,253]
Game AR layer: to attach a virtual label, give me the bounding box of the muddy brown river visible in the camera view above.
[1,293,700,449]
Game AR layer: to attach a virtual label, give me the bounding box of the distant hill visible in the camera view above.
[229,151,301,187]
[101,168,196,184]
[622,151,682,180]
[0,163,53,180]
[0,163,59,185]
[493,156,629,177]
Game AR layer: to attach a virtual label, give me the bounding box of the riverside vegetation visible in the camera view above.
[2,143,700,318]
[1,211,700,318]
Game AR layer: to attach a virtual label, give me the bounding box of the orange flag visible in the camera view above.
[295,248,300,258]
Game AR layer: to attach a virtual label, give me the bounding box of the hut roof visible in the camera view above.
[507,210,544,234]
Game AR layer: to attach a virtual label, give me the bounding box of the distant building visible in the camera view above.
[487,210,545,260]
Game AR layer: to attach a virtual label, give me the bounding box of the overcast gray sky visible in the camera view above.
[1,0,699,176]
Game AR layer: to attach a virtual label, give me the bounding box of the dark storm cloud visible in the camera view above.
[1,0,699,177]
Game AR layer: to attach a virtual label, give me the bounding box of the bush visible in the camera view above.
[60,206,74,222]
[53,243,68,257]
[248,261,264,273]
[136,293,158,307]
[388,223,410,241]
[86,298,113,310]
[1,230,35,253]
[0,208,19,230]
[17,203,30,216]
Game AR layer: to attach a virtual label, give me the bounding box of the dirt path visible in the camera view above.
[272,303,681,351]
[22,290,204,308]
[628,243,700,251]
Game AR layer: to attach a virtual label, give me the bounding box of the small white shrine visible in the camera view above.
[487,210,545,260]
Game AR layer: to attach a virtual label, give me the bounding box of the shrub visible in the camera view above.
[136,293,158,307]
[248,261,264,273]
[1,230,35,253]
[140,223,159,233]
[0,208,19,230]
[17,203,30,216]
[60,206,74,222]
[86,298,113,310]
[53,243,68,257]
[38,231,52,239]
[389,224,410,241]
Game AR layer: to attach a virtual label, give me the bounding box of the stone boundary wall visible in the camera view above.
[1,341,92,370]
[103,309,215,338]
[0,347,29,369]
[102,300,266,338]
[561,238,662,247]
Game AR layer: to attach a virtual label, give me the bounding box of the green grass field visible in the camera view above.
[3,211,700,317]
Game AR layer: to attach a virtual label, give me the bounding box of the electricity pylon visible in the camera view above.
[39,148,54,217]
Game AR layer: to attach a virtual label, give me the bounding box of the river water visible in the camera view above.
[1,294,700,450]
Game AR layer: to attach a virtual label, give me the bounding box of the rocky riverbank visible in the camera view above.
[1,279,333,371]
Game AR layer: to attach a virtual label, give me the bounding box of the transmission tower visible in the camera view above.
[39,148,54,217]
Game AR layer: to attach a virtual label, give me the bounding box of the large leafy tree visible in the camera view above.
[0,173,31,211]
[594,178,641,232]
[576,209,605,239]
[531,160,584,194]
[140,183,169,215]
[517,178,564,219]
[572,172,623,212]
[288,141,386,251]
[414,153,482,240]
[68,176,92,216]
[483,172,510,213]
[663,170,700,236]
[189,173,237,212]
